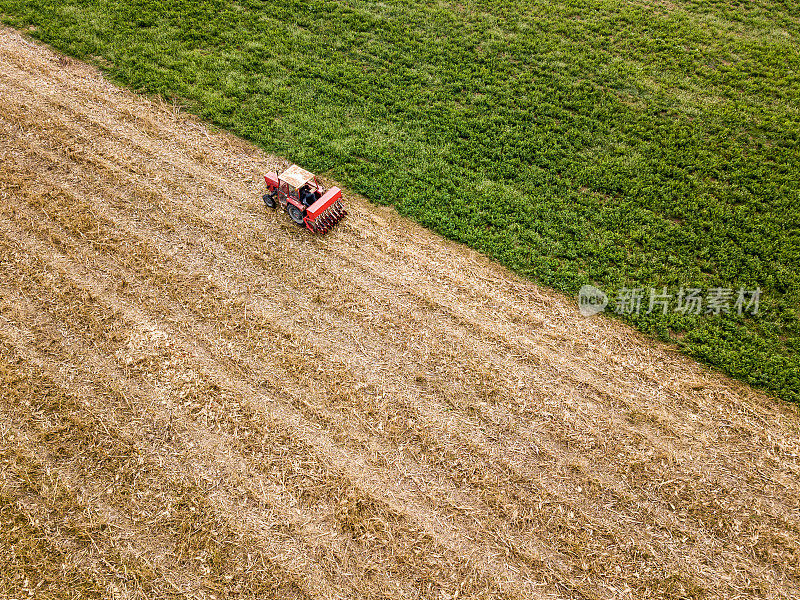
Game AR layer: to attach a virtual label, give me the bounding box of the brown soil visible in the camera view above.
[1,27,798,600]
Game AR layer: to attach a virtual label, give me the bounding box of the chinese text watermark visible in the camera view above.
[578,285,760,317]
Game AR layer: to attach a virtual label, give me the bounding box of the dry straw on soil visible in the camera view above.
[0,27,799,600]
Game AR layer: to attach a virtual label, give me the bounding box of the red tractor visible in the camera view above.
[263,165,347,233]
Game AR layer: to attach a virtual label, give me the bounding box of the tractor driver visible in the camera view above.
[299,184,315,207]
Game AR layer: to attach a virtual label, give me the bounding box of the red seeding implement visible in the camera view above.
[263,165,347,233]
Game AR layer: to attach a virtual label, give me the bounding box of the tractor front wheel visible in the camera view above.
[263,192,277,209]
[286,204,305,226]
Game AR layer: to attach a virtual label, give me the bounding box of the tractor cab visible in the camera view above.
[263,164,347,233]
[275,164,323,207]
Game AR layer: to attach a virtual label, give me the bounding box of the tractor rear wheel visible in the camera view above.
[287,204,305,225]
[263,192,276,209]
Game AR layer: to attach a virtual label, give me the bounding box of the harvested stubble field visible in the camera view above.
[1,27,799,600]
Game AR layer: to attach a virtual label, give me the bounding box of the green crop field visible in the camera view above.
[2,0,798,402]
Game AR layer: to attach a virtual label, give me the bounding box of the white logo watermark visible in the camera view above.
[577,286,761,316]
[578,285,609,316]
